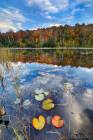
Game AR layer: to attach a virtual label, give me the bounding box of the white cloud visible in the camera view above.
[26,0,69,13]
[45,15,53,20]
[76,0,93,5]
[30,23,61,31]
[0,7,26,32]
[85,4,93,7]
[71,8,81,15]
[48,23,61,27]
[76,0,91,3]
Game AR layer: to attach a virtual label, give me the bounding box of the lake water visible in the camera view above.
[0,49,93,140]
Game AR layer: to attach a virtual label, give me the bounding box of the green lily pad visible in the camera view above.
[44,91,49,96]
[35,88,44,94]
[34,88,49,101]
[35,94,44,101]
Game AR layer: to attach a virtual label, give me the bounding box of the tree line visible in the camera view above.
[0,23,93,48]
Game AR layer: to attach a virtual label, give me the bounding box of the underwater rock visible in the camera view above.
[0,106,6,116]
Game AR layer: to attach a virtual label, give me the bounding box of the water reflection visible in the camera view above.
[0,62,93,139]
[0,48,93,67]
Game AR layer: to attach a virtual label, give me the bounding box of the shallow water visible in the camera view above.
[0,62,93,140]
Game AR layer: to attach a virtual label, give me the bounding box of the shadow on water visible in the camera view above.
[84,109,93,123]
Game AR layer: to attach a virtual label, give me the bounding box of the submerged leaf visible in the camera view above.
[23,99,31,107]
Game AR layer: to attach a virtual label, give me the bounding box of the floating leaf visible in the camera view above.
[42,99,55,111]
[51,115,64,128]
[35,88,44,94]
[34,88,49,101]
[14,98,21,104]
[44,91,49,96]
[23,99,31,108]
[32,115,45,130]
[35,94,44,101]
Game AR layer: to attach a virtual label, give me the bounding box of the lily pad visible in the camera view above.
[23,99,31,107]
[35,94,44,101]
[14,98,21,104]
[51,115,64,128]
[44,91,49,96]
[42,99,55,111]
[35,88,44,94]
[32,115,45,130]
[34,88,49,101]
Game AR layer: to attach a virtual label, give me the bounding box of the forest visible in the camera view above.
[0,24,93,48]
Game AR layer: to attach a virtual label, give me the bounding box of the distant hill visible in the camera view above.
[0,24,93,48]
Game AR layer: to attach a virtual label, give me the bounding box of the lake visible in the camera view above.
[0,48,93,140]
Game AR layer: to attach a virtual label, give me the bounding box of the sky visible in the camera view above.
[0,0,93,32]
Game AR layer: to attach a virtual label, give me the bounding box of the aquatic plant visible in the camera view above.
[51,115,64,128]
[42,98,55,111]
[22,99,31,108]
[32,115,46,130]
[34,88,49,101]
[12,128,25,140]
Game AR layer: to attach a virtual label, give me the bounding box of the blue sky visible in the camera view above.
[0,0,93,32]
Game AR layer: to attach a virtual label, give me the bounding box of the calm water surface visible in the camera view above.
[0,49,93,140]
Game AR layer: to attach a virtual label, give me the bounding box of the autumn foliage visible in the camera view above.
[0,24,93,48]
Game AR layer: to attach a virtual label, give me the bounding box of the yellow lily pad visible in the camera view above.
[32,115,45,130]
[42,99,55,111]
